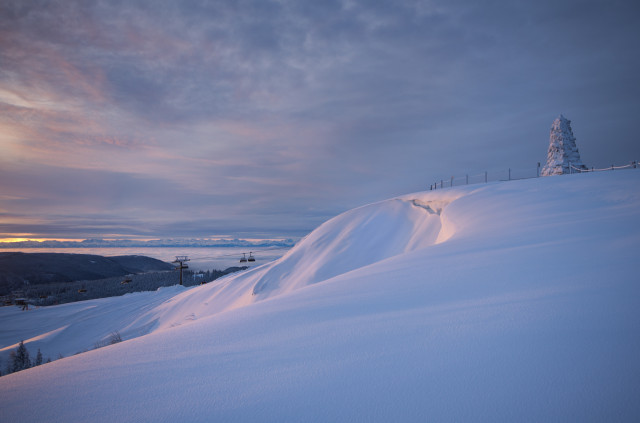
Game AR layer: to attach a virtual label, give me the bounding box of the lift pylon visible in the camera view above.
[172,256,190,286]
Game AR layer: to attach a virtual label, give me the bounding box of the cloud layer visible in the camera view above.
[1,0,639,239]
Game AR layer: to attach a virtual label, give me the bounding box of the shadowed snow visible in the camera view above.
[1,170,639,422]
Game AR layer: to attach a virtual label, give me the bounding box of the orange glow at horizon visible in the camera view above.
[0,238,86,243]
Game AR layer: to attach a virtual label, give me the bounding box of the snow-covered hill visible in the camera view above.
[1,170,639,422]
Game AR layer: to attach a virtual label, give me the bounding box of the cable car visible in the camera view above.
[121,277,132,285]
[240,253,248,263]
[248,252,255,262]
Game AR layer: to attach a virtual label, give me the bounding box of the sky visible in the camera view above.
[1,0,639,242]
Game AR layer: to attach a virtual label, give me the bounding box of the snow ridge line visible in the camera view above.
[430,160,638,191]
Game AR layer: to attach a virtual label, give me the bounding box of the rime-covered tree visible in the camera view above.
[541,115,588,176]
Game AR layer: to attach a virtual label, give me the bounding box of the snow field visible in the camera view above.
[1,170,639,422]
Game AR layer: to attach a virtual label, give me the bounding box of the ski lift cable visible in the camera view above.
[95,245,294,262]
[188,246,293,260]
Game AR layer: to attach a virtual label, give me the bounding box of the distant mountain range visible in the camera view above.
[0,238,297,248]
[0,252,174,295]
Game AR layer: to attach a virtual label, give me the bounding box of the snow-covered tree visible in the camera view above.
[541,115,588,176]
[9,341,31,373]
[35,348,43,366]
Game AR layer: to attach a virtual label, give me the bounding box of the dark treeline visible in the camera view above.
[14,267,248,307]
[0,252,173,295]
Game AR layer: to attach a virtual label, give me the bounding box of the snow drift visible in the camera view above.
[1,170,639,422]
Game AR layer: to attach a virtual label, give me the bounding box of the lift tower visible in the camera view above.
[172,256,190,286]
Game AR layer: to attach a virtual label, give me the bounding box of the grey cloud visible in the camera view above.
[1,0,639,240]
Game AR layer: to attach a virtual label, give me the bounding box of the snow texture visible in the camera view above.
[541,114,588,176]
[1,170,639,422]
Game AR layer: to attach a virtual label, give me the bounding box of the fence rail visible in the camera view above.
[429,160,639,190]
[570,163,637,172]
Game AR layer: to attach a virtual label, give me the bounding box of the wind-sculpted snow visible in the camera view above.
[1,170,640,422]
[135,189,466,331]
[0,190,463,357]
[250,197,451,297]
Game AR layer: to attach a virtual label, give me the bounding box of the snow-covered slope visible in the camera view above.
[1,170,639,422]
[0,285,189,359]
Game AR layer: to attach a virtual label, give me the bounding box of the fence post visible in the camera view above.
[569,161,572,174]
[466,174,469,185]
[440,179,443,189]
[450,176,454,187]
[508,168,511,180]
[537,162,540,177]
